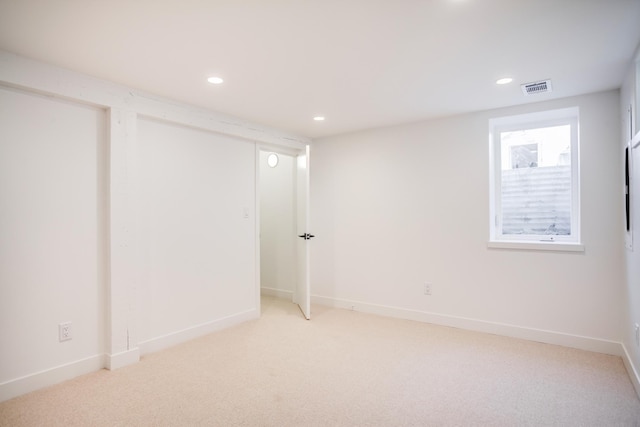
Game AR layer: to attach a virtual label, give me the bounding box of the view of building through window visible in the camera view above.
[500,124,572,236]
[501,125,570,169]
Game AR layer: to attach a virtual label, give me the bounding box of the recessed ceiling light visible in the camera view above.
[207,76,224,85]
[313,116,325,121]
[496,77,513,85]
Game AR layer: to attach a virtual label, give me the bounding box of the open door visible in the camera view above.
[295,145,311,319]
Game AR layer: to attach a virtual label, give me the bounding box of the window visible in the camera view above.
[489,107,581,248]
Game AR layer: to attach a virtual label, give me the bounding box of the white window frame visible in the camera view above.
[488,107,583,252]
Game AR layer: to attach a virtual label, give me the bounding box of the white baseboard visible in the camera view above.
[0,354,105,403]
[622,343,640,399]
[105,348,140,370]
[261,287,293,300]
[311,295,623,356]
[138,308,258,356]
[1,309,259,402]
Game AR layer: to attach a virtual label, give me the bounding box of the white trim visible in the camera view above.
[0,354,105,402]
[105,348,140,371]
[261,287,294,300]
[487,241,585,252]
[489,107,580,245]
[489,107,580,130]
[138,309,258,355]
[256,142,305,157]
[311,295,622,356]
[107,107,140,361]
[621,343,640,399]
[0,50,310,149]
[255,144,263,318]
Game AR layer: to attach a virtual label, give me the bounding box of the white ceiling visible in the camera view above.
[1,0,639,139]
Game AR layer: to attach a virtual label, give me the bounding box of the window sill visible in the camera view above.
[487,241,585,252]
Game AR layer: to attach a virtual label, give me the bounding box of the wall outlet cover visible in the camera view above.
[59,322,72,342]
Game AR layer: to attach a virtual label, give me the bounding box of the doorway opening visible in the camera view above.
[259,150,296,300]
[257,146,311,319]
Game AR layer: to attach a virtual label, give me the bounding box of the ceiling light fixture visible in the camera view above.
[313,116,325,121]
[207,76,224,85]
[267,153,279,168]
[496,77,513,85]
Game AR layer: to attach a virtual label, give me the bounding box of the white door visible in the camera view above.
[294,145,311,319]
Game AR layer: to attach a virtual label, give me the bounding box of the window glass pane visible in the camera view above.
[500,125,571,236]
[510,144,538,168]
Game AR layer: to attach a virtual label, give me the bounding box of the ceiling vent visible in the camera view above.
[521,79,553,96]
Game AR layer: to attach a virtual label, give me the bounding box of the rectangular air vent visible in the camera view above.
[521,79,553,95]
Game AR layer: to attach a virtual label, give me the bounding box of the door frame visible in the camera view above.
[255,143,310,318]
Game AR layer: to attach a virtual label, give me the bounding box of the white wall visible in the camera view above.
[621,52,640,393]
[135,118,257,349]
[0,51,309,401]
[311,90,624,353]
[259,151,296,298]
[0,87,107,398]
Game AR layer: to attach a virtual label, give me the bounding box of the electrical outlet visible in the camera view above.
[635,323,639,347]
[424,283,432,296]
[59,322,72,342]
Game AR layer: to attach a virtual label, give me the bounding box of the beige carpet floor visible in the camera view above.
[1,296,639,426]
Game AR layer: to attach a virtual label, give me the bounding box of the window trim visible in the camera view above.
[487,241,585,252]
[489,107,581,250]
